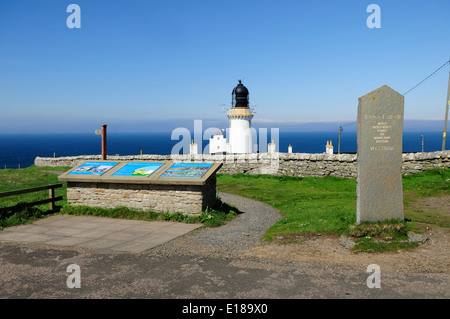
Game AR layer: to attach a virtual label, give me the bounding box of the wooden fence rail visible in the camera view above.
[0,183,63,217]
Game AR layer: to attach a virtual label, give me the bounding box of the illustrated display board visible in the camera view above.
[59,160,221,185]
[160,163,213,178]
[68,161,119,176]
[111,162,164,177]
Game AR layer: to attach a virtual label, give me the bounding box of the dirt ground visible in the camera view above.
[243,195,450,274]
[244,228,449,273]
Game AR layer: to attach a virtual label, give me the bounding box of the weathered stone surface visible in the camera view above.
[65,178,216,216]
[407,231,428,244]
[356,85,404,223]
[339,234,356,249]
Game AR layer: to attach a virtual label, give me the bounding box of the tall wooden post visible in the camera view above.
[442,63,450,151]
[338,126,342,154]
[102,124,107,160]
[421,135,424,152]
[49,187,55,210]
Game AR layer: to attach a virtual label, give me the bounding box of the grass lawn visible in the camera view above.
[217,174,357,241]
[217,168,450,243]
[402,168,450,228]
[0,166,70,228]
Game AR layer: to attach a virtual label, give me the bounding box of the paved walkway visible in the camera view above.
[0,214,202,253]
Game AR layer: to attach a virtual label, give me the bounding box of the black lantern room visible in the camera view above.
[231,80,249,108]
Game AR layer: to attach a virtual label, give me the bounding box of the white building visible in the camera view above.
[189,140,198,155]
[325,140,334,155]
[209,131,227,154]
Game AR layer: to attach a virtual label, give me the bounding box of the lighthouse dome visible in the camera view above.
[232,80,249,108]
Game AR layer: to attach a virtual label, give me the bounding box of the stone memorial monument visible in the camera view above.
[357,85,405,223]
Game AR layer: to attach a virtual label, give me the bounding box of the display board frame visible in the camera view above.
[58,161,121,182]
[58,160,222,185]
[102,161,170,183]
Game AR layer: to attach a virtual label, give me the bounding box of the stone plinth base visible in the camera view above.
[66,176,217,216]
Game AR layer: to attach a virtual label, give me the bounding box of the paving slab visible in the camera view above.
[109,240,163,253]
[0,214,203,253]
[44,236,93,246]
[0,231,31,241]
[17,233,61,243]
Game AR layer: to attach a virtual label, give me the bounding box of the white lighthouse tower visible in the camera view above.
[209,80,255,154]
[227,80,254,154]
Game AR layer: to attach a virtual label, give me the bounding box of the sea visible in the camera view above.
[0,131,445,169]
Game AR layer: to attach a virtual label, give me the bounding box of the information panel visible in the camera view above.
[112,162,164,177]
[68,161,119,176]
[59,160,221,185]
[160,163,213,178]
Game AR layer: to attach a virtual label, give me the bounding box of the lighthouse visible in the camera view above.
[227,80,254,153]
[209,80,255,154]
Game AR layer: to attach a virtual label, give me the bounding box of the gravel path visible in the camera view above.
[151,192,282,258]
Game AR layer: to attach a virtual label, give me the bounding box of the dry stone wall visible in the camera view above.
[35,151,450,179]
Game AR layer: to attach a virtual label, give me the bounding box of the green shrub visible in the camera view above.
[0,206,45,229]
[348,219,409,239]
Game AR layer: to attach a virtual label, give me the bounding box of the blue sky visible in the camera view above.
[0,0,449,133]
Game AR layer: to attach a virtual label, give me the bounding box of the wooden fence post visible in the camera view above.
[49,187,55,210]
